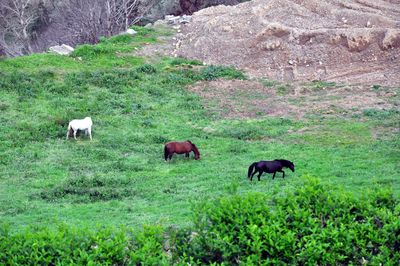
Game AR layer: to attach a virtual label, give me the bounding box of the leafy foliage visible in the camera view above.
[0,225,168,265]
[173,177,400,265]
[2,179,399,264]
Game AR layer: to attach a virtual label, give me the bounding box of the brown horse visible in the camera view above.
[164,140,200,161]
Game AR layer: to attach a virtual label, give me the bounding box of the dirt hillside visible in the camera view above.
[172,0,400,85]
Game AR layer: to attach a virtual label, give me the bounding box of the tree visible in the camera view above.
[0,0,156,56]
[0,0,43,56]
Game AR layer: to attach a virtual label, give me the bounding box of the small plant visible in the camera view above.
[276,84,292,95]
[201,65,246,81]
[308,80,337,90]
[372,84,381,90]
[260,78,277,87]
[137,64,157,74]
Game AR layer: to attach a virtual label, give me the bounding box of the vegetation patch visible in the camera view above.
[2,178,398,265]
[363,108,400,119]
[39,175,137,202]
[208,118,297,140]
[173,177,400,265]
[0,225,167,265]
[201,65,246,81]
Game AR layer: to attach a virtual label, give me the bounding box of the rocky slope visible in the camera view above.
[172,0,400,85]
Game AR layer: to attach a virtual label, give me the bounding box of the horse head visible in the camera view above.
[288,162,295,172]
[188,141,200,160]
[284,160,295,172]
[275,159,295,172]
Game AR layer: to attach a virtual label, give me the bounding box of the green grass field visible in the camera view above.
[0,25,399,233]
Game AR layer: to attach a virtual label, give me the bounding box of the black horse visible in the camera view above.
[247,159,295,181]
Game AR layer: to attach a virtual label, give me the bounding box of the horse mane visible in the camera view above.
[274,159,294,167]
[187,140,200,156]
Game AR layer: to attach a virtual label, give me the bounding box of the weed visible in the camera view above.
[136,64,157,74]
[201,65,246,81]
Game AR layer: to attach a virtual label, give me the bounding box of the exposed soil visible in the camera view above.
[188,79,399,119]
[141,0,400,86]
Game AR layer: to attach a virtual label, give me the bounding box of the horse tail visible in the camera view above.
[164,145,169,161]
[248,162,257,178]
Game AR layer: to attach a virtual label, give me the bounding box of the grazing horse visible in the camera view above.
[66,117,93,140]
[164,140,200,161]
[247,159,295,181]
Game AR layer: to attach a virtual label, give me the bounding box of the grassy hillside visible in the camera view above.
[0,25,399,234]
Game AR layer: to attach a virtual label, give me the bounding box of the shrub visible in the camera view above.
[173,177,400,264]
[1,178,399,264]
[0,225,168,265]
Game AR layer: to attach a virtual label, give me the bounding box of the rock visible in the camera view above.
[48,44,74,55]
[163,14,192,25]
[126,29,137,35]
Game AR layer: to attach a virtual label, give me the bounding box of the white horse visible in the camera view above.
[66,117,93,140]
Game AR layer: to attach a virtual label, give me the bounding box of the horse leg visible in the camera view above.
[257,171,263,181]
[272,172,276,179]
[73,129,77,140]
[88,127,92,141]
[185,153,189,158]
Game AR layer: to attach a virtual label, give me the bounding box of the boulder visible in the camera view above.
[126,29,137,35]
[49,44,74,55]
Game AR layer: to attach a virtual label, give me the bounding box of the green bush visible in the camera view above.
[173,177,400,264]
[1,178,399,264]
[0,225,168,265]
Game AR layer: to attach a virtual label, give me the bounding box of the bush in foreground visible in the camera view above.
[0,225,168,265]
[173,177,400,265]
[1,178,399,265]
